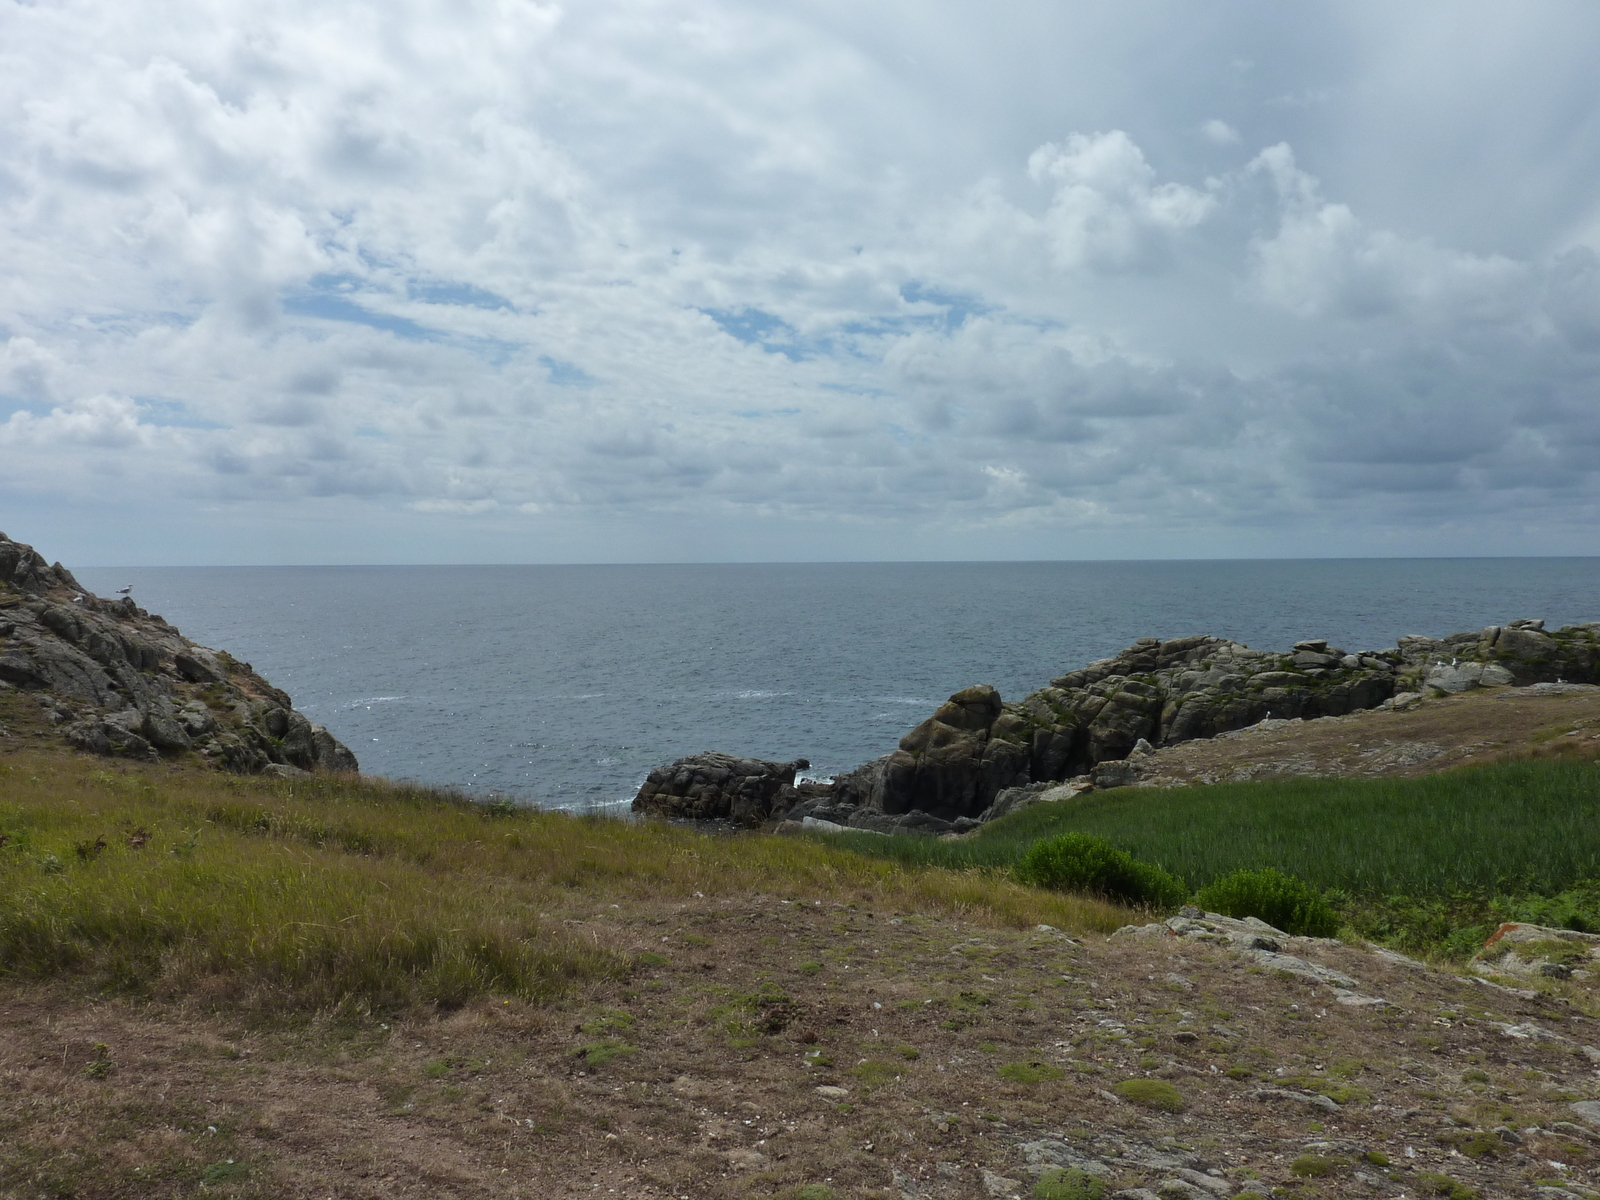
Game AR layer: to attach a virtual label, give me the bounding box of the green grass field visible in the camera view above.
[826,757,1600,954]
[833,758,1600,895]
[0,750,1125,1013]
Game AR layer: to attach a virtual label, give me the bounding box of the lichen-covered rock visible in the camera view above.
[0,530,358,776]
[1472,922,1600,982]
[827,616,1598,822]
[632,751,809,827]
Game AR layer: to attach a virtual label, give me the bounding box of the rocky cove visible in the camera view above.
[632,619,1600,834]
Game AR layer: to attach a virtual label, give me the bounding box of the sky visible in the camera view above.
[3,1,1600,566]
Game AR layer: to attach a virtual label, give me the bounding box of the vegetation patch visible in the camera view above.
[1111,1078,1184,1112]
[997,1059,1065,1084]
[1033,1166,1105,1200]
[1416,1172,1479,1199]
[1289,1153,1336,1177]
[576,1038,635,1068]
[1194,867,1340,937]
[850,1059,901,1088]
[831,757,1600,957]
[1013,832,1188,909]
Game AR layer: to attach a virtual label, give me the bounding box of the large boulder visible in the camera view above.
[0,530,359,777]
[632,751,809,827]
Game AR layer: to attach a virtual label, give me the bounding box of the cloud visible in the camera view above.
[2,1,1599,560]
[1025,131,1215,270]
[1246,144,1529,322]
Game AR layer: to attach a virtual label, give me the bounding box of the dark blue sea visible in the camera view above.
[74,559,1600,811]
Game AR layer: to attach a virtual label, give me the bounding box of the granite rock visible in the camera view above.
[632,751,809,827]
[0,530,359,776]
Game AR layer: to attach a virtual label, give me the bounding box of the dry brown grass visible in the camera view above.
[0,748,1127,1014]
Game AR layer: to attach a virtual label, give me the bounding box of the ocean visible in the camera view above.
[75,558,1600,811]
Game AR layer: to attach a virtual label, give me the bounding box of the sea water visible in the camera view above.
[75,558,1600,810]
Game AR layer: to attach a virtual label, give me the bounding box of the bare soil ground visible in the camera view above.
[1125,684,1600,788]
[7,891,1600,1200]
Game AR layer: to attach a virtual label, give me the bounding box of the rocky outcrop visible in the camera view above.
[632,752,811,826]
[0,531,357,775]
[813,617,1600,828]
[1405,618,1600,691]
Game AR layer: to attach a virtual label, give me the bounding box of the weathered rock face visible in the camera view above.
[0,531,358,776]
[632,751,810,827]
[829,618,1600,822]
[1403,618,1600,689]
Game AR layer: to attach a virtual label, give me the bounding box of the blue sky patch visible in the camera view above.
[700,307,817,361]
[409,280,513,310]
[284,291,437,341]
[899,281,993,331]
[540,355,595,387]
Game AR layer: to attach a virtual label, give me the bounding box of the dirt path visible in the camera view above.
[7,891,1600,1199]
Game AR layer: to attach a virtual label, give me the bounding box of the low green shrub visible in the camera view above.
[850,1060,901,1087]
[1290,1153,1335,1177]
[1195,866,1339,937]
[1111,1078,1184,1112]
[1034,1166,1105,1200]
[1014,833,1187,909]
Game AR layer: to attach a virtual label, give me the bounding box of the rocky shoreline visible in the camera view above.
[0,532,358,778]
[634,618,1600,834]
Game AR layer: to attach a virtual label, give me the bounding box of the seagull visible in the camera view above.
[116,586,133,595]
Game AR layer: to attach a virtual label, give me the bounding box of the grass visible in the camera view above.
[0,750,1126,1013]
[830,758,1600,895]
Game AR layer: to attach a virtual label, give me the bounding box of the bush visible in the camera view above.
[1014,833,1187,909]
[1290,1154,1335,1177]
[1111,1078,1184,1112]
[1194,866,1339,937]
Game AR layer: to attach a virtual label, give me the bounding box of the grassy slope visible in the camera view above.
[0,750,1125,1013]
[836,758,1600,894]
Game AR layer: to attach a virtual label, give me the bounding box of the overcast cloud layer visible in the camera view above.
[4,0,1600,564]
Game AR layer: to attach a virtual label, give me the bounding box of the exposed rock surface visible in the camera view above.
[1472,922,1600,984]
[812,619,1600,826]
[0,531,357,775]
[632,751,812,826]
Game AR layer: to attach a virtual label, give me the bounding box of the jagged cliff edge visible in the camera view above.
[0,532,358,777]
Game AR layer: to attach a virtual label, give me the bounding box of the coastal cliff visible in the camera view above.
[637,618,1600,829]
[0,532,357,777]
